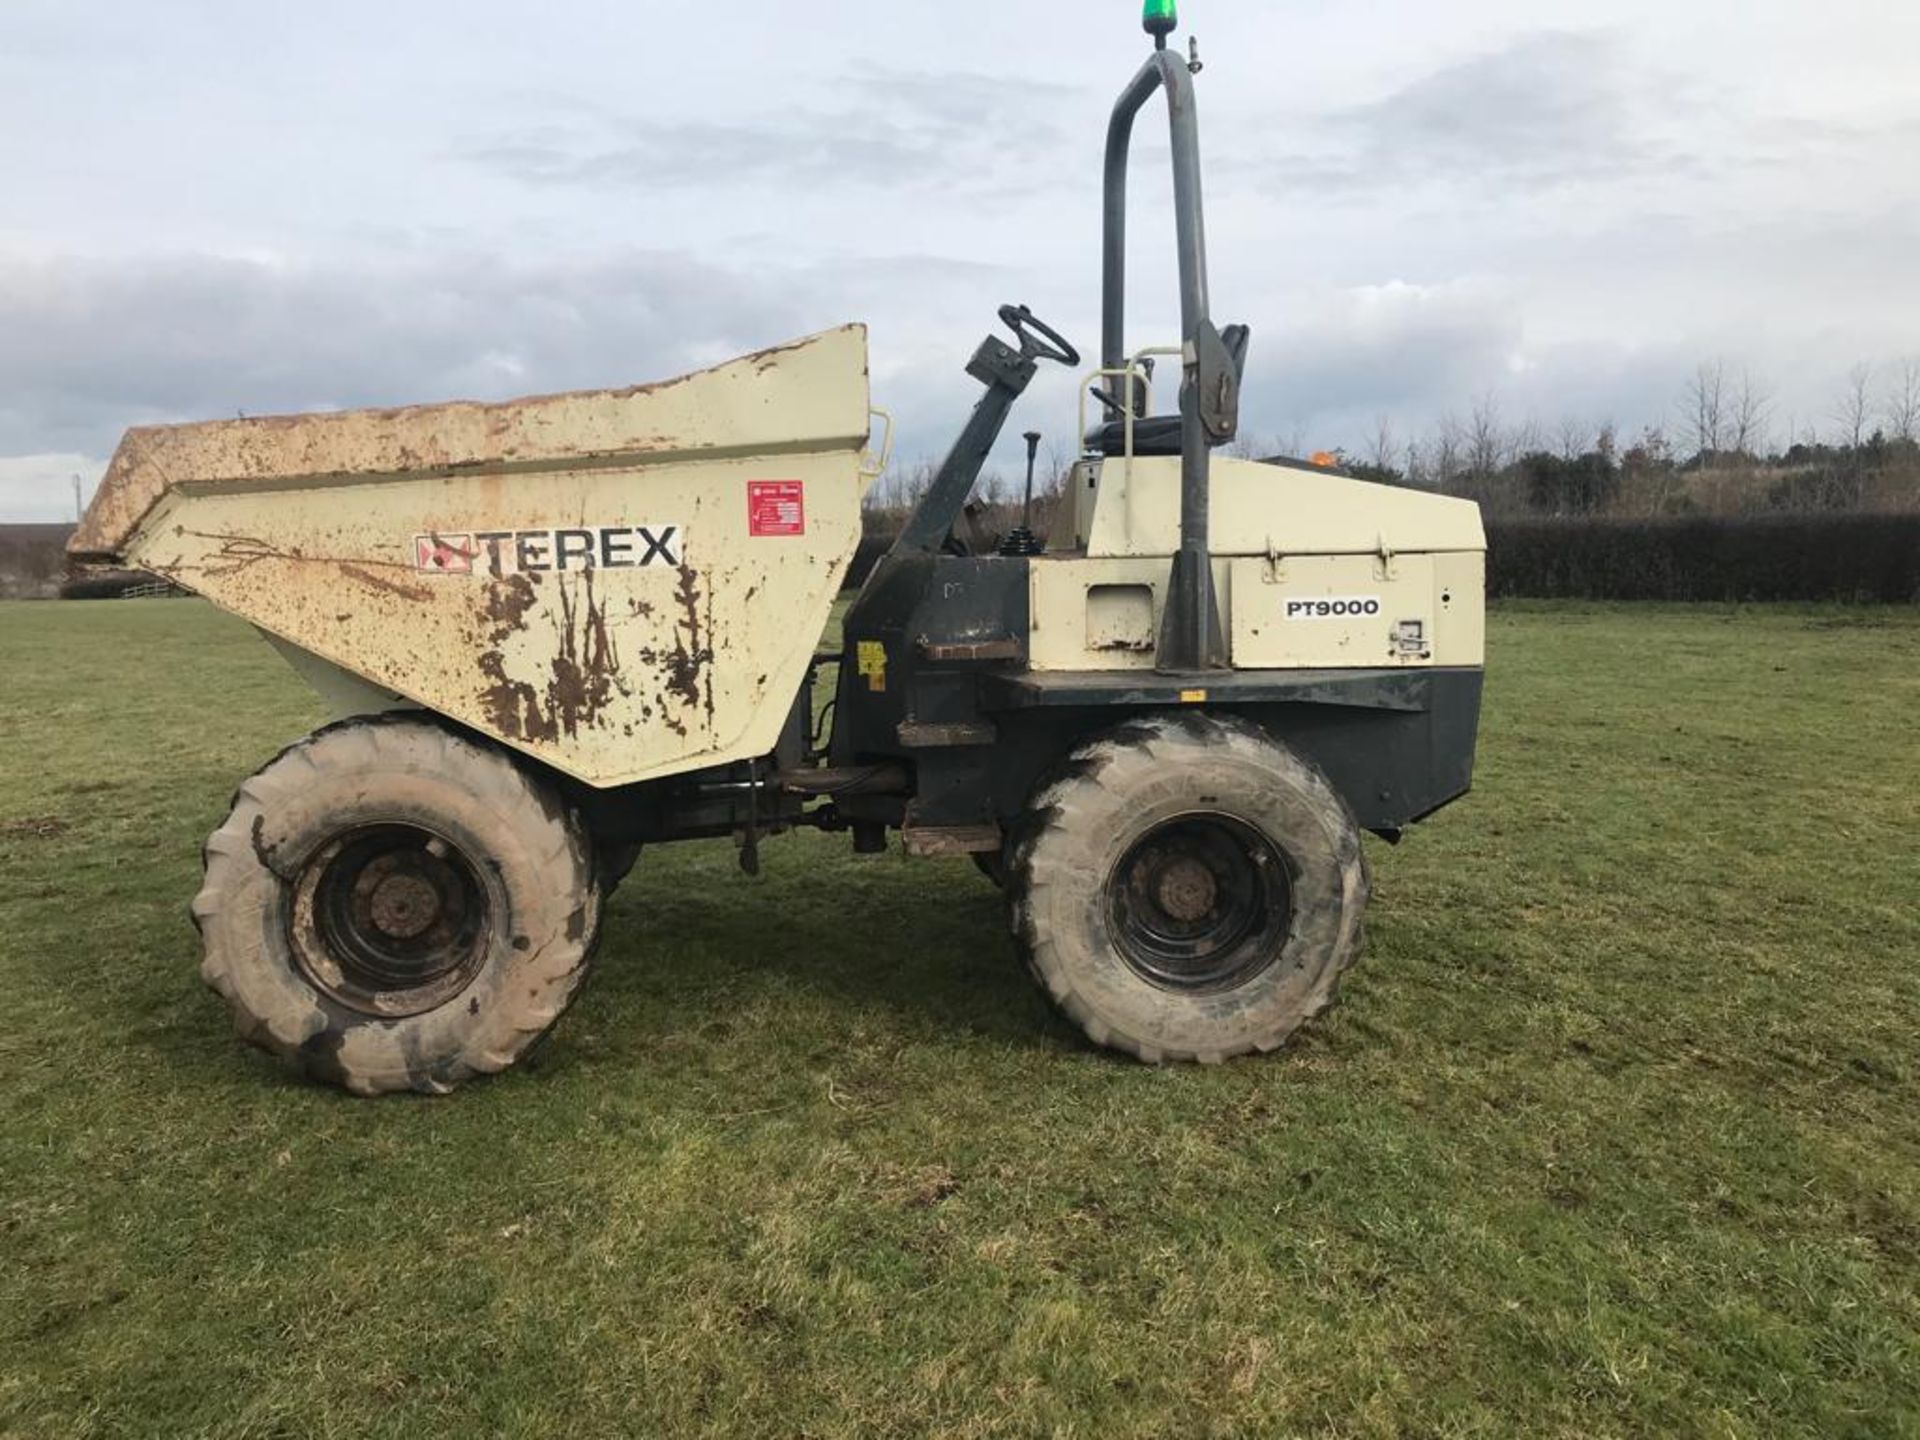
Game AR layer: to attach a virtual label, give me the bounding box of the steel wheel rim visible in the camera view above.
[1106,813,1293,994]
[289,823,492,1018]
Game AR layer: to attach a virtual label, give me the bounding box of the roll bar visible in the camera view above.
[1102,51,1210,395]
[1104,34,1230,673]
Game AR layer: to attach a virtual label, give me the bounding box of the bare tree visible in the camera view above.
[1465,393,1507,480]
[1226,428,1307,462]
[1683,359,1726,458]
[1398,436,1426,488]
[1884,357,1920,444]
[1729,369,1772,458]
[1368,413,1398,473]
[1407,434,1452,491]
[1835,363,1875,449]
[1440,415,1467,488]
[866,457,938,515]
[1615,424,1675,517]
[1043,438,1074,496]
[1555,416,1592,462]
[1401,436,1426,488]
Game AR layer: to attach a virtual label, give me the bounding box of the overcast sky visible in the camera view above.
[3,0,1917,521]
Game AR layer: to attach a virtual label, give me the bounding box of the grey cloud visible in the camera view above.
[0,244,1043,483]
[839,61,1081,130]
[459,64,1072,192]
[1248,31,1686,197]
[1232,283,1523,444]
[1346,32,1650,177]
[467,120,935,189]
[0,11,115,63]
[0,248,814,459]
[1227,31,1914,210]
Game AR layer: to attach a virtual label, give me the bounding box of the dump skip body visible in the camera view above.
[70,325,874,787]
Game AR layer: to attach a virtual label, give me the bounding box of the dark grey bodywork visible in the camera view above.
[830,549,1482,842]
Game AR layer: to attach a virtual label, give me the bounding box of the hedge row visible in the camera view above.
[1486,513,1920,603]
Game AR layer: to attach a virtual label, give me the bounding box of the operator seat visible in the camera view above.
[1086,323,1250,457]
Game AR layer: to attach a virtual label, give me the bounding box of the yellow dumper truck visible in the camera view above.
[70,1,1485,1095]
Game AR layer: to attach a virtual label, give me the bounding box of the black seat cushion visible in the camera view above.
[1085,324,1249,457]
[1085,414,1185,457]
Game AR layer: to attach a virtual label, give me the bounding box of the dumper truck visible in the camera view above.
[69,1,1486,1095]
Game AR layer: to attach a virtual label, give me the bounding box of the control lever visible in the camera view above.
[999,431,1047,557]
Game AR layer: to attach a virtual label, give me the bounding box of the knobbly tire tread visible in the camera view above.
[193,715,601,1096]
[1008,712,1372,1066]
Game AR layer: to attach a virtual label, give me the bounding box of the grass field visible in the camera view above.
[2,599,1917,1438]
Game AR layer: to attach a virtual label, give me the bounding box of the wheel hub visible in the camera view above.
[1154,856,1218,922]
[1107,815,1293,994]
[363,865,443,941]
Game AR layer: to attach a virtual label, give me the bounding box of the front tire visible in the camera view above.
[194,717,600,1096]
[1009,713,1370,1065]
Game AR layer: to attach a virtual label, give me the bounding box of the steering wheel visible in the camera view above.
[999,304,1081,368]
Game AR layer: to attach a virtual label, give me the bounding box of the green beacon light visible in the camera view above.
[1143,0,1178,42]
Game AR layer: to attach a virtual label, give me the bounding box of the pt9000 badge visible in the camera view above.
[1284,596,1382,620]
[412,526,682,577]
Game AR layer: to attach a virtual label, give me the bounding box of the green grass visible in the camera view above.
[2,599,1917,1439]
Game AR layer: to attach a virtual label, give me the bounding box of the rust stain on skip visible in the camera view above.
[475,562,718,749]
[702,569,717,731]
[477,572,627,747]
[665,563,715,726]
[478,575,552,744]
[483,573,540,643]
[547,572,623,737]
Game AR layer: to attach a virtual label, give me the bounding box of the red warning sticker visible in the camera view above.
[748,480,806,538]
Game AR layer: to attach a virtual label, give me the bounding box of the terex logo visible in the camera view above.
[412,526,682,576]
[415,534,474,574]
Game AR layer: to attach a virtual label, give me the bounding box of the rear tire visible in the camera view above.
[194,716,600,1096]
[1009,712,1370,1065]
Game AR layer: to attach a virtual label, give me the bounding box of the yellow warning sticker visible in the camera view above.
[857,641,888,694]
[1180,689,1209,704]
